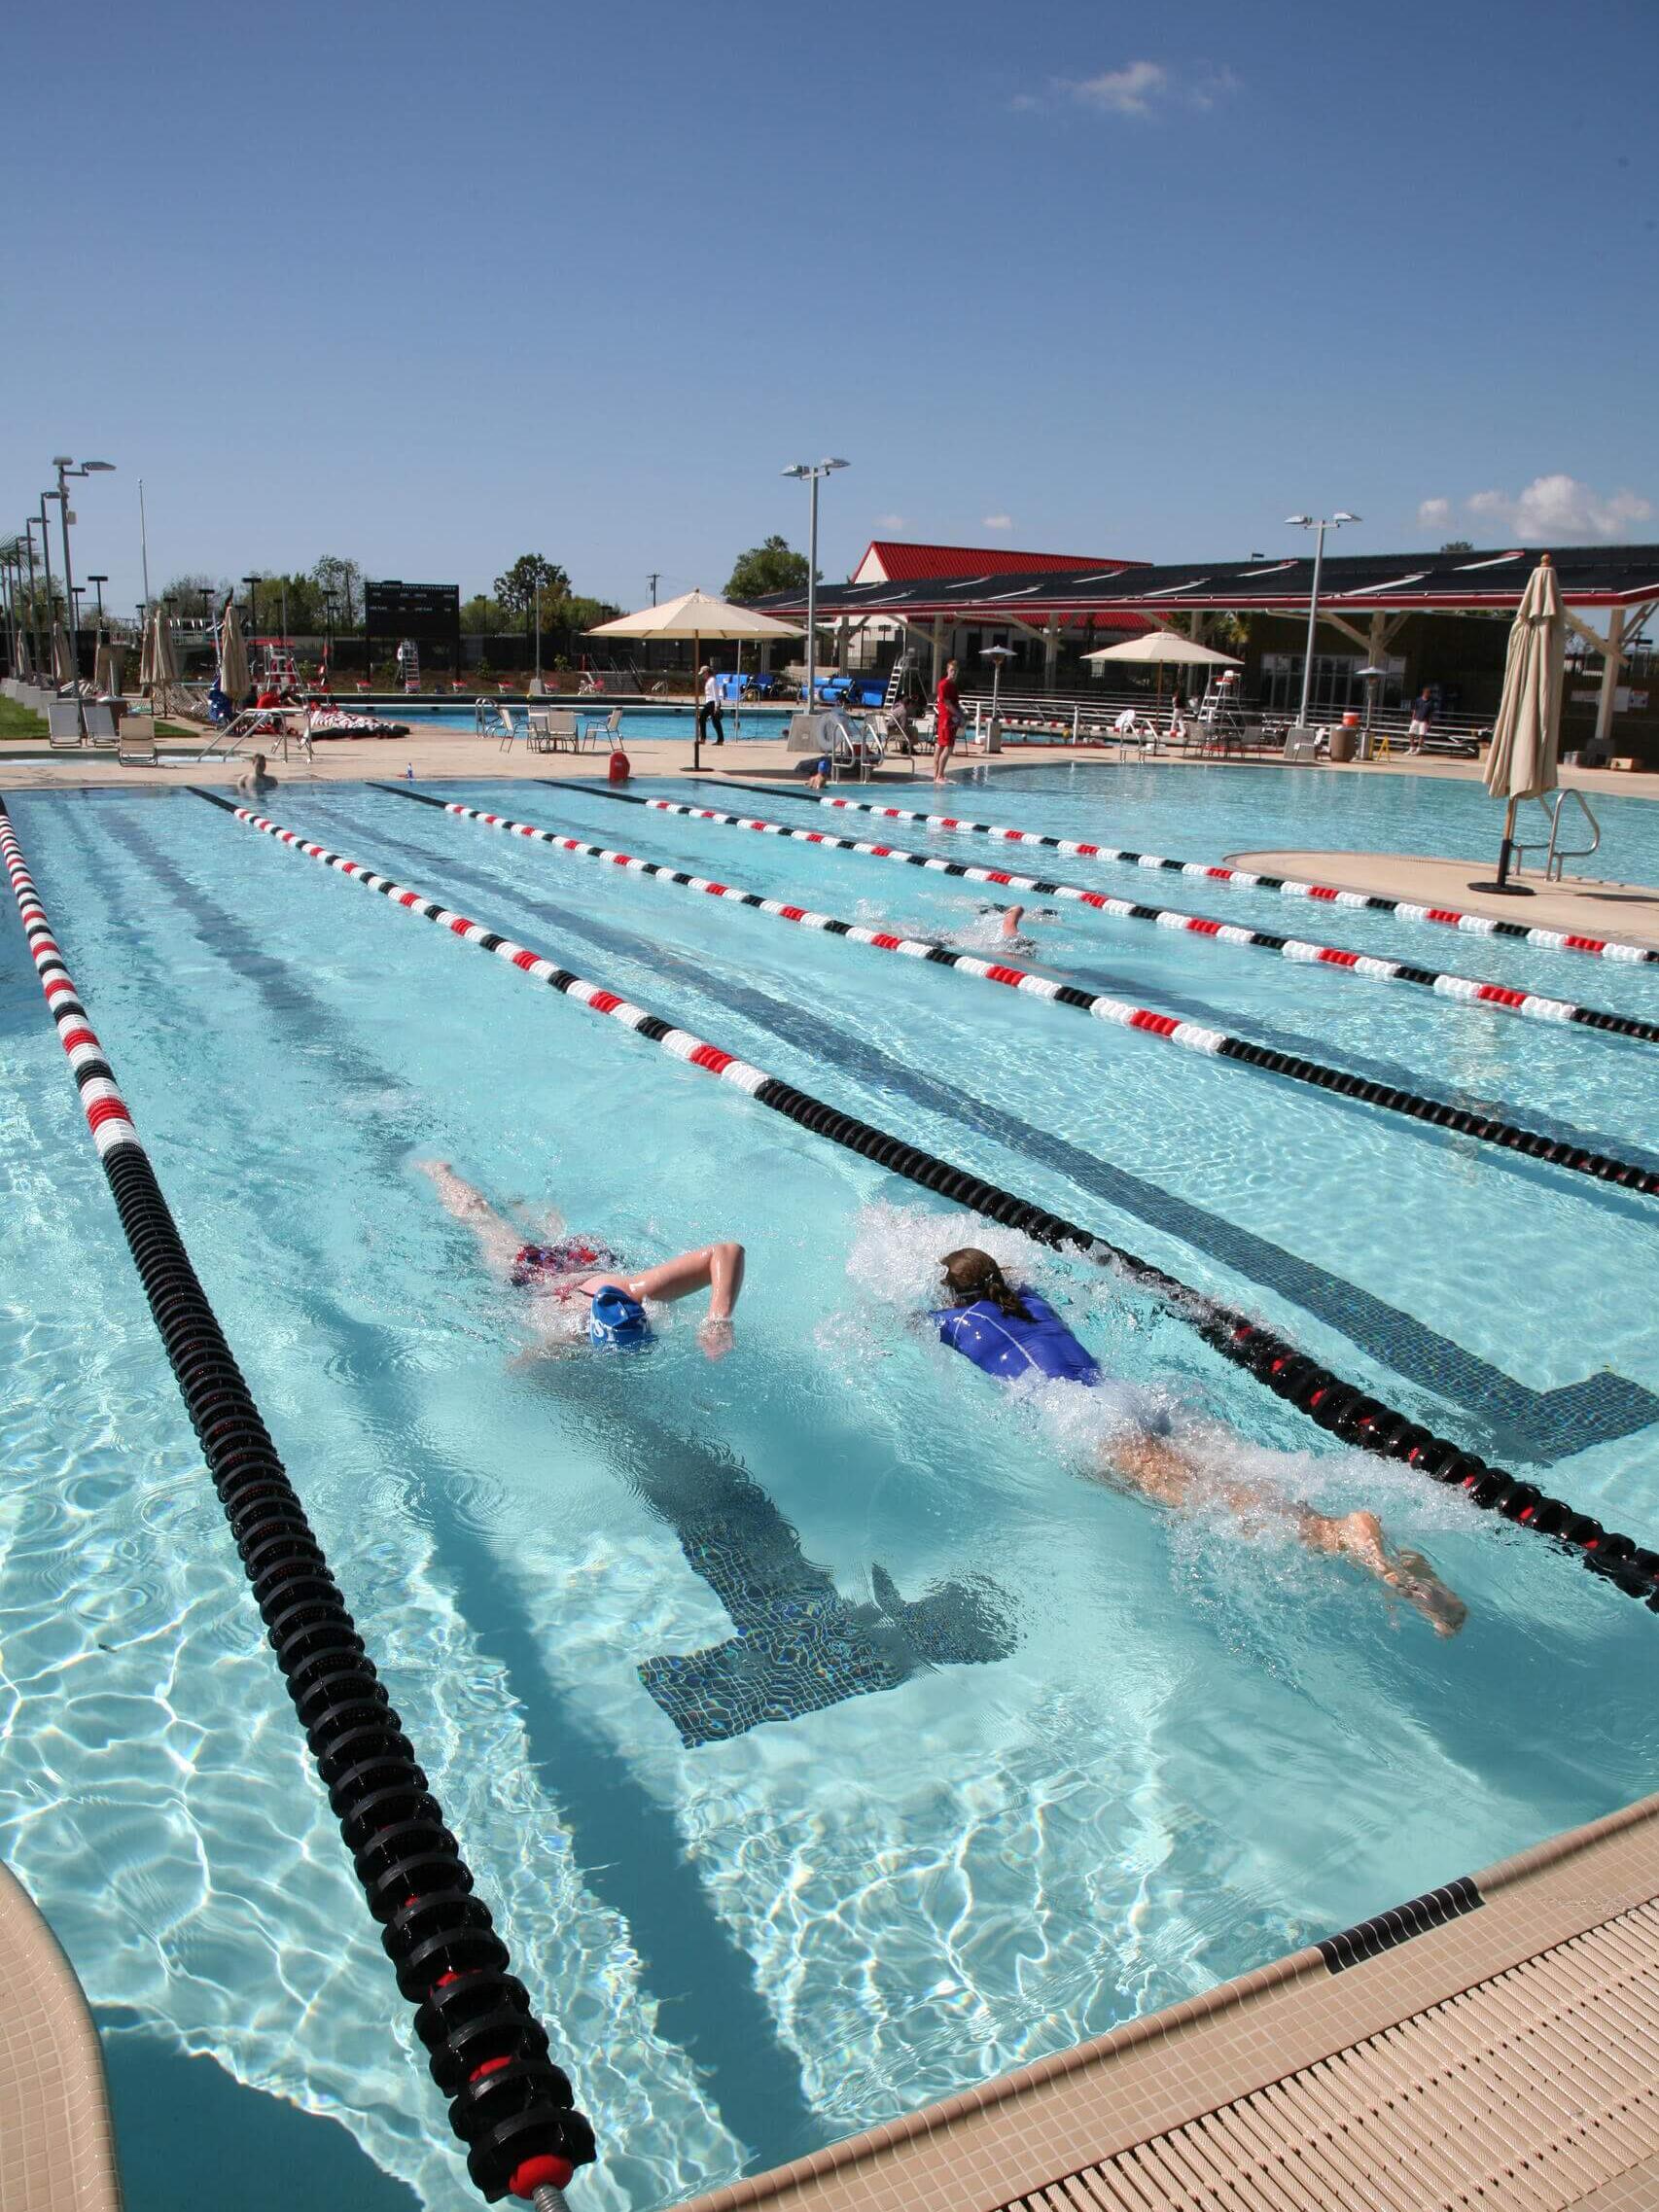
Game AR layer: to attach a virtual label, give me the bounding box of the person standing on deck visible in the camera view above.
[934,658,963,785]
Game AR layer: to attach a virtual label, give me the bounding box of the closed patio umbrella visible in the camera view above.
[218,596,250,704]
[588,588,801,769]
[1473,554,1564,894]
[138,615,155,690]
[52,620,77,687]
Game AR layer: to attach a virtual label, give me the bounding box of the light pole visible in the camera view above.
[23,516,44,677]
[53,457,116,718]
[781,457,848,709]
[243,574,261,642]
[1285,510,1359,728]
[533,575,543,691]
[138,476,152,617]
[981,643,1014,751]
[38,495,59,683]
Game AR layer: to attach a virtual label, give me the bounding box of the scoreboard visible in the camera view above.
[364,580,460,664]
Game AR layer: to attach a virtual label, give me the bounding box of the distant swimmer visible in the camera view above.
[234,752,278,796]
[417,1160,745,1359]
[929,1247,1465,1635]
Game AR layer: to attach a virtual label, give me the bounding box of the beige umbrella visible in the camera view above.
[1083,631,1242,667]
[588,588,801,769]
[94,639,123,696]
[1475,553,1564,893]
[52,620,77,687]
[218,597,250,703]
[138,614,156,690]
[1084,626,1242,714]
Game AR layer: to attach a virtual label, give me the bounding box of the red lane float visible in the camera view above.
[712,778,1659,968]
[537,782,1659,1049]
[186,788,1659,1611]
[381,785,1659,1199]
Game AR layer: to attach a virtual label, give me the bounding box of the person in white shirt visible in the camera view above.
[696,664,724,748]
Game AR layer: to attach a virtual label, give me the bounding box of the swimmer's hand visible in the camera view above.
[698,1316,735,1361]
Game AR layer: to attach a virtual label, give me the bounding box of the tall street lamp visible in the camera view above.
[23,515,45,676]
[1285,510,1359,728]
[88,574,107,632]
[53,457,116,718]
[781,457,848,709]
[243,574,261,642]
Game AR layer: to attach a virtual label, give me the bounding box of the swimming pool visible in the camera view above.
[2,761,1657,2210]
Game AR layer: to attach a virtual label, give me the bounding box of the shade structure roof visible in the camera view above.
[749,543,1659,626]
[854,540,1133,583]
[588,586,800,642]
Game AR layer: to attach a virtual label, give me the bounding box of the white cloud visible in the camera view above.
[1070,60,1166,116]
[1049,59,1239,120]
[1417,497,1453,531]
[1461,474,1652,544]
[874,512,906,530]
[982,513,1013,531]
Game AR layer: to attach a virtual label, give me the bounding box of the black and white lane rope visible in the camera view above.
[714,778,1659,967]
[193,790,1659,1611]
[0,797,593,2211]
[469,787,1659,1199]
[543,780,1659,1048]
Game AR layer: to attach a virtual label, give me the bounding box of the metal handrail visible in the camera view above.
[1544,787,1600,880]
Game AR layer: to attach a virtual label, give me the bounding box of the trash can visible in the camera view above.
[1328,724,1357,763]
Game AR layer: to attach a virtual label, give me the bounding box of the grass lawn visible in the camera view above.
[0,695,47,740]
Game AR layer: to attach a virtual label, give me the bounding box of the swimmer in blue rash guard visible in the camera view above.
[932,1249,1465,1635]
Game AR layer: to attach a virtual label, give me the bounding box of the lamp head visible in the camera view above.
[84,461,115,472]
[781,464,810,479]
[53,455,74,469]
[1285,514,1313,527]
[822,457,850,472]
[1333,509,1359,523]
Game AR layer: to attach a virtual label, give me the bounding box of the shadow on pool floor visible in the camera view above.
[98,2015,421,2212]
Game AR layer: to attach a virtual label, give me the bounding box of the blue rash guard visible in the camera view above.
[931,1289,1103,1386]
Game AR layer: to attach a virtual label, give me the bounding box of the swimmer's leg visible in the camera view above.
[414,1160,525,1282]
[1101,1433,1465,1636]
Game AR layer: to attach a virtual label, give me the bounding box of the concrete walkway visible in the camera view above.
[674,1794,1659,2212]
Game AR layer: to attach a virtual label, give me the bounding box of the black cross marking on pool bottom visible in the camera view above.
[556,1374,1018,1749]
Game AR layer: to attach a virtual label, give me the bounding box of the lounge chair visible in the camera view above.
[118,717,159,765]
[84,704,119,747]
[48,701,86,746]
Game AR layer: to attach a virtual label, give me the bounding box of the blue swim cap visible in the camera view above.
[588,1286,651,1351]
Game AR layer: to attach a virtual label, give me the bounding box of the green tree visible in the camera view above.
[311,555,364,628]
[1438,539,1474,554]
[159,572,233,614]
[493,554,572,649]
[725,535,811,599]
[461,593,512,634]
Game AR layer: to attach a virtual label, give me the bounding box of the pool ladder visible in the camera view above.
[1507,787,1602,882]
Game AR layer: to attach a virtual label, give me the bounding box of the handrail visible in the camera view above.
[1545,788,1600,881]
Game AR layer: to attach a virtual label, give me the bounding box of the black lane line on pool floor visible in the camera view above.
[545,783,1659,1049]
[192,790,1659,1611]
[64,798,833,2167]
[523,782,1659,1203]
[709,777,1659,969]
[0,797,596,2205]
[312,786,1658,1466]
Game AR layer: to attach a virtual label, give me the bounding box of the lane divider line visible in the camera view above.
[710,777,1659,968]
[452,786,1659,1198]
[531,783,1659,1049]
[0,796,596,2209]
[188,788,1659,1611]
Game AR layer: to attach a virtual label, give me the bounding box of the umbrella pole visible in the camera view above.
[690,628,703,772]
[1495,797,1518,887]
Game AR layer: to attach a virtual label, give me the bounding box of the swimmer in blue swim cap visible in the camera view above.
[417,1161,745,1360]
[931,1248,1465,1637]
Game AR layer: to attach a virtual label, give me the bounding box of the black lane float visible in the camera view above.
[406,782,1659,1201]
[0,797,593,2210]
[191,790,1659,1612]
[546,779,1659,1049]
[714,777,1659,968]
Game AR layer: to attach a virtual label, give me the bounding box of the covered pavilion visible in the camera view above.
[752,543,1659,757]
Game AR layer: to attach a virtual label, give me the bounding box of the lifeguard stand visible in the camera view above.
[395,639,420,692]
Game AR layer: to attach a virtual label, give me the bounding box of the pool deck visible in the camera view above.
[0,1862,123,2210]
[2,726,1656,951]
[674,1791,1659,2212]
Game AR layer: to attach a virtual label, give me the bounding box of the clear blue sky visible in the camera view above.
[4,0,1655,616]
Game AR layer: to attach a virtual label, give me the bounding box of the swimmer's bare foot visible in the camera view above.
[1305,1508,1465,1635]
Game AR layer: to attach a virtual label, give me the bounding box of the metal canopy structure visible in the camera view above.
[749,543,1659,753]
[750,543,1659,622]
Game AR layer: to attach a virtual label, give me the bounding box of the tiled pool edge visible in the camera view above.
[671,1790,1659,2212]
[0,1863,123,2212]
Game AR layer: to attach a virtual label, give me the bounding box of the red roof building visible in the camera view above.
[851,541,1137,584]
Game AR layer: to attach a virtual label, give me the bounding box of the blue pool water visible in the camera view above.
[2,762,1657,2210]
